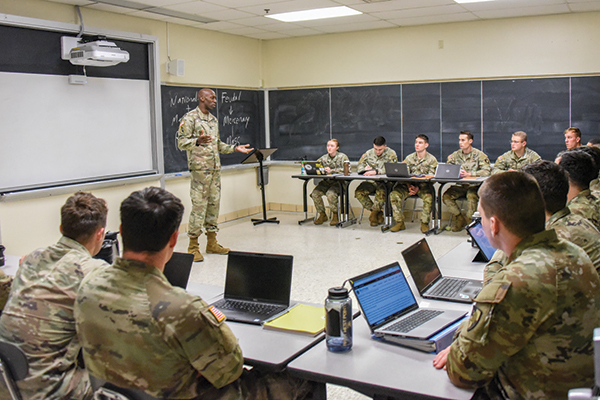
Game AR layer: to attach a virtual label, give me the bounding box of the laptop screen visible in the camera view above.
[350,262,418,329]
[467,220,497,261]
[163,252,194,289]
[224,251,293,306]
[401,239,442,294]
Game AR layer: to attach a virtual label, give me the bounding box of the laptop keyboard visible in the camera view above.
[214,299,286,316]
[428,278,468,298]
[386,309,443,333]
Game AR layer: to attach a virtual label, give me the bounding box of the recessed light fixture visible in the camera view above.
[454,0,495,3]
[265,6,362,22]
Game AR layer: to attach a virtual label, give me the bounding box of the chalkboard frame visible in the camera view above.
[0,13,162,196]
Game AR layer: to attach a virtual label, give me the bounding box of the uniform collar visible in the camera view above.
[508,229,558,263]
[58,235,91,256]
[546,207,570,228]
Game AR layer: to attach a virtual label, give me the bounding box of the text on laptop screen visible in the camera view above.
[468,221,497,260]
[401,239,441,293]
[351,263,417,327]
[225,252,293,305]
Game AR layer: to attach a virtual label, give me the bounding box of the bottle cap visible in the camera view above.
[328,286,348,299]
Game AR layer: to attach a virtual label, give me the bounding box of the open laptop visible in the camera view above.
[349,262,466,340]
[385,162,410,178]
[467,220,498,262]
[304,161,326,175]
[401,238,482,303]
[211,251,294,325]
[434,163,461,180]
[163,252,194,289]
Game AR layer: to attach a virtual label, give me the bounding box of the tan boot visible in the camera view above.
[390,220,406,232]
[377,211,385,224]
[206,232,230,255]
[451,213,468,232]
[369,210,379,226]
[329,213,339,226]
[314,212,328,225]
[421,222,430,233]
[188,236,204,262]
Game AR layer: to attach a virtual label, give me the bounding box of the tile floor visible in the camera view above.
[177,211,468,400]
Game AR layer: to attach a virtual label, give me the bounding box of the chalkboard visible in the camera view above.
[441,81,481,161]
[482,78,570,161]
[403,83,440,161]
[161,86,265,174]
[269,88,330,161]
[572,76,600,140]
[330,85,401,160]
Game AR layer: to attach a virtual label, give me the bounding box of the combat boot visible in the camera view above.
[369,210,379,226]
[390,220,406,232]
[421,222,430,233]
[329,213,339,226]
[377,211,385,224]
[188,236,204,262]
[314,212,328,225]
[451,213,468,232]
[206,232,230,255]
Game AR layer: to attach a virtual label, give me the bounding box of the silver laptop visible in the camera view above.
[211,251,293,325]
[350,262,466,340]
[434,163,461,180]
[385,162,410,178]
[163,252,194,289]
[402,238,482,303]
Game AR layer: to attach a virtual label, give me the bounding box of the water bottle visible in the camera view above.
[301,162,306,175]
[343,160,350,176]
[325,286,352,352]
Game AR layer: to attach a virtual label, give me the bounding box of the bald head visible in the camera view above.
[198,88,216,113]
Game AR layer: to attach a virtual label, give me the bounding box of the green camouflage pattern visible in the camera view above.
[567,189,600,230]
[311,152,349,214]
[75,258,244,398]
[447,229,600,399]
[444,148,491,218]
[389,152,437,223]
[177,107,235,237]
[0,236,107,400]
[547,207,600,273]
[0,270,12,311]
[491,148,542,175]
[590,178,600,198]
[355,147,397,211]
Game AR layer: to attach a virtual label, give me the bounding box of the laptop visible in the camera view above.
[467,220,498,262]
[163,252,194,289]
[303,161,326,175]
[211,251,294,325]
[385,162,410,178]
[349,262,466,340]
[401,238,482,303]
[434,163,461,180]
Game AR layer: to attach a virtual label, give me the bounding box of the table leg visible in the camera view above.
[337,180,357,228]
[298,179,314,225]
[381,181,393,233]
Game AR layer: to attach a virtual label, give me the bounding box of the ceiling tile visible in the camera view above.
[371,4,467,19]
[389,12,478,26]
[472,4,570,19]
[317,19,397,32]
[350,0,456,13]
[238,0,342,15]
[162,1,227,14]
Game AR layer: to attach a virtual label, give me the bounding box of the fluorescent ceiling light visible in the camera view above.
[265,6,362,22]
[454,0,495,3]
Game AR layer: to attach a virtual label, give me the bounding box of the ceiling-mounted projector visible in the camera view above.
[62,37,129,67]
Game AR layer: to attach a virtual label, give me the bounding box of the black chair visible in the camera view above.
[90,375,161,400]
[0,340,28,400]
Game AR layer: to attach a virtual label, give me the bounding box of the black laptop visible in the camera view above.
[385,162,410,178]
[163,252,194,289]
[211,251,294,325]
[467,220,498,262]
[401,238,482,303]
[350,262,466,340]
[304,161,326,175]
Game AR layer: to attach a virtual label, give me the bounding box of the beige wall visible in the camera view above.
[1,0,599,254]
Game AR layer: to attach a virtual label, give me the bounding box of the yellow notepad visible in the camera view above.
[262,304,326,336]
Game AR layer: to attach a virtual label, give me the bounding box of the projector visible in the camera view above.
[68,40,129,67]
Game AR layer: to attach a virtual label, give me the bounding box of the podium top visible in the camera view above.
[241,148,278,164]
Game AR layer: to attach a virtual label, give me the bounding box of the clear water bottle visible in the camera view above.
[325,286,352,352]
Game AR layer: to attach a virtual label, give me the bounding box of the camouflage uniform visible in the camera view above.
[310,152,349,215]
[547,207,600,273]
[447,229,600,399]
[389,152,437,224]
[491,148,542,175]
[75,258,315,400]
[0,236,107,400]
[354,147,398,212]
[177,107,235,237]
[590,178,600,199]
[0,270,12,311]
[567,188,600,230]
[443,148,491,219]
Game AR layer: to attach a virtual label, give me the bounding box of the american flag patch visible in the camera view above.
[209,306,226,322]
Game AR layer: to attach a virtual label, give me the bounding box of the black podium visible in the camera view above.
[242,148,280,226]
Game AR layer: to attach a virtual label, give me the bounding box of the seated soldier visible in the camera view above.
[522,160,600,273]
[75,187,317,400]
[557,150,600,229]
[433,172,600,399]
[0,192,108,399]
[491,130,541,174]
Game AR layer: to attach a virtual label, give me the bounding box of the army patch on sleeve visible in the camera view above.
[209,306,226,322]
[468,306,483,331]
